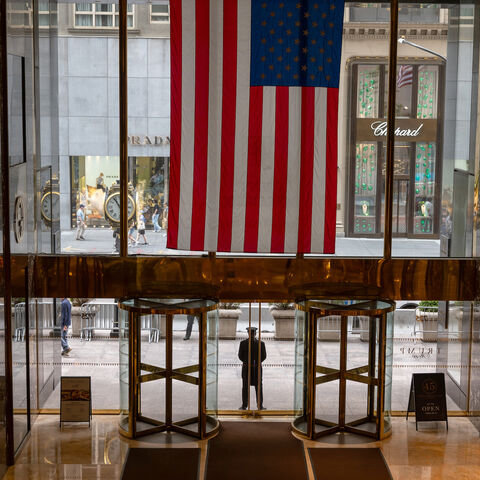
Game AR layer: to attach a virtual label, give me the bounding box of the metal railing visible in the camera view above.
[80,302,163,342]
[14,301,56,341]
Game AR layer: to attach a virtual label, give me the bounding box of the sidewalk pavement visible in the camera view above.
[61,228,441,257]
[39,316,461,415]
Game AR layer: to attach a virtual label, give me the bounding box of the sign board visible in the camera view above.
[60,376,91,426]
[356,118,437,142]
[406,373,448,431]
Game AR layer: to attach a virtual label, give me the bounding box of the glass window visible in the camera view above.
[357,65,380,118]
[354,143,377,234]
[151,4,170,23]
[417,65,439,119]
[384,65,413,118]
[74,3,134,28]
[349,3,440,23]
[414,142,436,234]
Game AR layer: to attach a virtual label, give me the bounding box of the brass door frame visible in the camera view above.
[118,298,219,440]
[293,300,394,440]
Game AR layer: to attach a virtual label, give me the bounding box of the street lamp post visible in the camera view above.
[398,37,447,62]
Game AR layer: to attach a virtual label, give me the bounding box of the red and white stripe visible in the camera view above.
[167,0,338,254]
[397,65,413,89]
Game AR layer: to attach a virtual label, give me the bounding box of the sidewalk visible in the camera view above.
[39,315,461,414]
[61,228,441,257]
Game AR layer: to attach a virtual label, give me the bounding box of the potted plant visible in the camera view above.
[415,300,438,342]
[270,303,296,340]
[317,315,341,341]
[218,302,242,339]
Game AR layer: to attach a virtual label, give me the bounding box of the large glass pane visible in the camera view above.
[12,299,28,452]
[57,2,119,254]
[384,311,394,435]
[206,310,219,419]
[357,65,380,118]
[293,308,308,434]
[127,3,170,256]
[417,65,439,119]
[414,142,436,234]
[119,308,129,432]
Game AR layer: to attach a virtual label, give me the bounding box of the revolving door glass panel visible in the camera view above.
[118,299,219,439]
[292,300,394,440]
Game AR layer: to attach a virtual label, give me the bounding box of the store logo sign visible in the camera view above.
[356,118,437,142]
[128,135,170,146]
[371,121,423,138]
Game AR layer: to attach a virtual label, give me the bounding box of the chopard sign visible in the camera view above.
[356,118,437,142]
[371,121,423,137]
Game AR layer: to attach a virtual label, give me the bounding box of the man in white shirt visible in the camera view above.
[76,204,86,240]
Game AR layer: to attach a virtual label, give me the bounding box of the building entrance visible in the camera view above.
[292,300,394,440]
[117,298,219,439]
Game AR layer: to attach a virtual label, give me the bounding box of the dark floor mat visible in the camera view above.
[206,422,307,480]
[121,447,200,480]
[308,447,393,480]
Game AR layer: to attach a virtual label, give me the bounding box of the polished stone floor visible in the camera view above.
[4,415,480,479]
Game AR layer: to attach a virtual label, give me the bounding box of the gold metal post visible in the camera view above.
[308,312,317,438]
[339,315,347,429]
[119,0,128,256]
[199,312,206,437]
[383,0,399,259]
[128,311,137,437]
[166,313,173,427]
[257,302,262,411]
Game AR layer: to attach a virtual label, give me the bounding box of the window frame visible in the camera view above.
[150,3,170,23]
[73,3,135,29]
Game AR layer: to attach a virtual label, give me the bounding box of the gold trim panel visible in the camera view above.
[5,255,479,301]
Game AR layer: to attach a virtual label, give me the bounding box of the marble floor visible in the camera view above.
[4,415,480,479]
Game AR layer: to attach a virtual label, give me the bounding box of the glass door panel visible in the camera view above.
[12,299,29,452]
[119,308,129,432]
[315,314,342,434]
[293,309,308,434]
[206,309,218,426]
[139,312,166,428]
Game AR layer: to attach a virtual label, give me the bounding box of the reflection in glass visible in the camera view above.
[357,65,380,118]
[12,299,29,452]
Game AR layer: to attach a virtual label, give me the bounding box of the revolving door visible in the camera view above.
[292,300,394,440]
[118,298,219,439]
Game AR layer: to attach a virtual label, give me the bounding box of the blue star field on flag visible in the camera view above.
[250,0,344,88]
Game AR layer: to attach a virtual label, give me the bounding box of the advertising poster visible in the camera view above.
[60,376,91,424]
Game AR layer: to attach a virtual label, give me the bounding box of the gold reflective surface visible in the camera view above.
[4,255,478,301]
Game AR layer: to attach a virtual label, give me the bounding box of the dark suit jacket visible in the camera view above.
[238,337,267,384]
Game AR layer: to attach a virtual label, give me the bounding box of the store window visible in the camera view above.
[74,3,134,28]
[150,4,169,23]
[348,3,440,23]
[70,156,169,228]
[349,61,443,238]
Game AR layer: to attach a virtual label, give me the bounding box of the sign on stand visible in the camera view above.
[406,373,448,431]
[60,376,92,426]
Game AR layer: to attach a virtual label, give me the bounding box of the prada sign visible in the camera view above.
[128,135,170,146]
[356,118,437,142]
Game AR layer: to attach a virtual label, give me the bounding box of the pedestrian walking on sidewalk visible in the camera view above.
[61,298,72,356]
[76,204,87,240]
[135,211,148,245]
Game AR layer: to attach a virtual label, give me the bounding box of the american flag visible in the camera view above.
[167,0,345,253]
[397,64,413,89]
